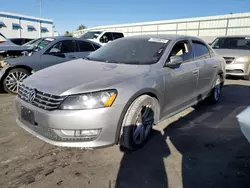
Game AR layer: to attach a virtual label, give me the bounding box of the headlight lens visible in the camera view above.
[59,90,117,110]
[234,56,250,63]
[0,60,9,68]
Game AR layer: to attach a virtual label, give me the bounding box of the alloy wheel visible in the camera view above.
[5,71,28,93]
[214,78,221,101]
[133,105,154,144]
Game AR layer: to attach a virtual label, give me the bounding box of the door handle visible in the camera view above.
[192,69,199,75]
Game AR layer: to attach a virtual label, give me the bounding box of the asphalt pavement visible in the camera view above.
[0,78,250,188]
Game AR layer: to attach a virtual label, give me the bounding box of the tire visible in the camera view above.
[3,68,30,94]
[208,75,222,104]
[120,95,160,150]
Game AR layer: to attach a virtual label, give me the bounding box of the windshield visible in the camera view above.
[211,37,250,50]
[86,37,169,65]
[80,31,102,39]
[22,38,54,51]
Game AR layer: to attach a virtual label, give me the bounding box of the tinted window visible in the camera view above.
[112,33,124,40]
[10,39,23,45]
[211,37,250,50]
[100,32,113,43]
[168,40,193,62]
[78,40,95,52]
[60,40,75,53]
[92,43,101,50]
[87,38,169,65]
[48,40,75,53]
[192,41,210,59]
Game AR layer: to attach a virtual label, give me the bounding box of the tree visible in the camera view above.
[77,24,87,31]
[64,31,72,36]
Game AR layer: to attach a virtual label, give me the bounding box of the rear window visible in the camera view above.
[211,37,250,50]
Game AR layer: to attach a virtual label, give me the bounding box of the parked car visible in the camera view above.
[0,33,33,60]
[15,35,225,150]
[237,106,250,142]
[211,36,250,80]
[0,36,101,94]
[79,30,124,46]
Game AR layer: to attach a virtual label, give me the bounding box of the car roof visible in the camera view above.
[123,34,203,41]
[216,35,250,38]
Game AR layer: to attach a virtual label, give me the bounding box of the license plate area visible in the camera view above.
[21,106,35,125]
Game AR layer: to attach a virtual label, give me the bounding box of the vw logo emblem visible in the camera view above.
[28,89,37,103]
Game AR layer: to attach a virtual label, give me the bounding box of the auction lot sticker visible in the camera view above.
[148,38,169,43]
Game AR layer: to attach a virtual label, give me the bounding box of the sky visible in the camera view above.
[0,0,249,34]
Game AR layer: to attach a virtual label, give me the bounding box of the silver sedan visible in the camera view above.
[15,35,226,150]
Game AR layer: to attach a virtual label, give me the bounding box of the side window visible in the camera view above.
[78,40,95,52]
[112,33,124,40]
[60,40,76,53]
[47,40,75,53]
[100,32,113,43]
[47,42,62,53]
[168,40,193,62]
[92,43,101,50]
[192,41,211,60]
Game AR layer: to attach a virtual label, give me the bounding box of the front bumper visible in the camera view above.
[237,106,250,143]
[15,97,125,148]
[225,63,249,76]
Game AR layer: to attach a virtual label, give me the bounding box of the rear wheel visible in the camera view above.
[208,75,222,104]
[120,95,159,150]
[3,68,30,94]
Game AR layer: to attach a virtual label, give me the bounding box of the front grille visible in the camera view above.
[18,84,66,111]
[223,57,235,64]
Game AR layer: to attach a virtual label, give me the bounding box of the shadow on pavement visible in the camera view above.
[115,84,250,188]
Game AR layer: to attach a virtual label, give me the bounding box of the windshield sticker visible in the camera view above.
[45,38,55,42]
[148,38,169,43]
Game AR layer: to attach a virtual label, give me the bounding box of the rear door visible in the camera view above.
[192,41,217,98]
[75,40,96,58]
[40,39,77,69]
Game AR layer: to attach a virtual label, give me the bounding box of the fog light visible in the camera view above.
[54,128,102,141]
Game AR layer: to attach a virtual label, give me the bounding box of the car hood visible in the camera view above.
[0,45,30,52]
[214,49,250,58]
[4,53,38,65]
[23,59,151,96]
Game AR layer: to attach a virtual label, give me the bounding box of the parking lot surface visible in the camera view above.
[0,79,250,188]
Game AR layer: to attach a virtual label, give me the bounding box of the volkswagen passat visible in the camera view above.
[15,35,225,150]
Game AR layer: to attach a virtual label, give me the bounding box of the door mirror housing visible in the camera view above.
[165,56,183,68]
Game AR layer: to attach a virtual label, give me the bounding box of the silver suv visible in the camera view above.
[15,35,225,150]
[211,36,250,80]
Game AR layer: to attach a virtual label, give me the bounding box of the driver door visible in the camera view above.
[40,40,77,70]
[162,40,199,116]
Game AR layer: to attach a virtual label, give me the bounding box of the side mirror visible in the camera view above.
[165,56,183,68]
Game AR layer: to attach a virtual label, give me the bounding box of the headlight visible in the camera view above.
[0,60,8,68]
[234,56,250,63]
[59,90,117,110]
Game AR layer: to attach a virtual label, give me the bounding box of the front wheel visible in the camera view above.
[120,95,159,150]
[3,68,30,94]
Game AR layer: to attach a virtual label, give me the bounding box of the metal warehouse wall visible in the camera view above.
[74,12,250,43]
[0,12,54,39]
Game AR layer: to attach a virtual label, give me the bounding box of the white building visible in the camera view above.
[74,12,250,43]
[0,12,54,39]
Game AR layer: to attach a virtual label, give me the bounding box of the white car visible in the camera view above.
[79,30,124,46]
[237,106,250,142]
